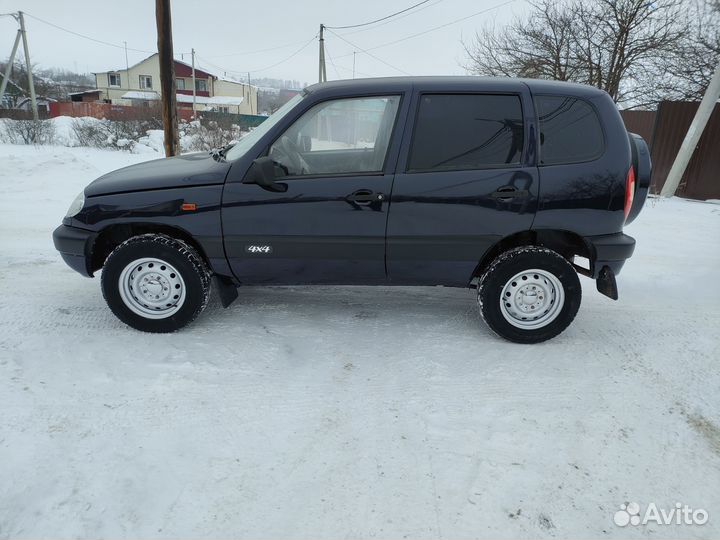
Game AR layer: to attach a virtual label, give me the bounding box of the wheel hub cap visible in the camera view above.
[499,269,565,330]
[118,258,186,319]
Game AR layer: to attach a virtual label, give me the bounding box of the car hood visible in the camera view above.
[85,152,231,197]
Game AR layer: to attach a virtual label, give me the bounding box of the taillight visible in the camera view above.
[624,166,635,222]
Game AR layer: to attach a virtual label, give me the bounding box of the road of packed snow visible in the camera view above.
[1,144,719,539]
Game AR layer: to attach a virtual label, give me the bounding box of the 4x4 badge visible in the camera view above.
[245,245,273,254]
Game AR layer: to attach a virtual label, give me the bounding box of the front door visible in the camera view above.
[222,94,403,285]
[386,89,540,286]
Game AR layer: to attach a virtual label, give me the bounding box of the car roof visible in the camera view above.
[305,76,607,98]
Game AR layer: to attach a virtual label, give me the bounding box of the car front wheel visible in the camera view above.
[478,246,581,343]
[101,234,211,333]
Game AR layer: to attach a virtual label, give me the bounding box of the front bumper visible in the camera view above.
[52,224,97,277]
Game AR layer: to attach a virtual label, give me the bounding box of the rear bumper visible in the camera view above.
[585,232,636,278]
[52,224,97,277]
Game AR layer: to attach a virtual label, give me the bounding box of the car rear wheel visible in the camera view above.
[478,246,581,343]
[101,234,210,333]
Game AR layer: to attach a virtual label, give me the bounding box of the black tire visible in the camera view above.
[101,234,211,333]
[478,246,581,344]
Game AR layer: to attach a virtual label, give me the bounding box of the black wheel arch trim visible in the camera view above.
[471,229,636,284]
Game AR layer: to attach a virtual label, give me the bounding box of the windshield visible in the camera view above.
[225,93,305,161]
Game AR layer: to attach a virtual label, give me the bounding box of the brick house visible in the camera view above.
[93,53,258,115]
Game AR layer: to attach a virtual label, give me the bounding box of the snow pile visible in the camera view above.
[136,129,166,153]
[49,116,80,147]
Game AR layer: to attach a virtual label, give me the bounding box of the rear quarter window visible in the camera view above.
[535,96,604,165]
[408,93,524,172]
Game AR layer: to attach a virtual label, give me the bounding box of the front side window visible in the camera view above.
[408,94,524,172]
[225,93,304,161]
[535,96,604,165]
[196,79,207,92]
[108,73,121,87]
[139,75,152,89]
[268,95,401,177]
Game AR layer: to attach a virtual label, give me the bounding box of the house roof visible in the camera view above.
[214,74,257,89]
[68,89,102,96]
[16,96,56,107]
[120,90,244,106]
[176,94,244,106]
[93,52,256,89]
[121,91,160,100]
[94,53,213,79]
[176,93,207,104]
[208,95,245,105]
[0,73,25,94]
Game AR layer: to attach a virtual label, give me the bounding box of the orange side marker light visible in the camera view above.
[181,203,197,211]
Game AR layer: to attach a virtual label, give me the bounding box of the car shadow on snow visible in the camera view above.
[198,284,494,337]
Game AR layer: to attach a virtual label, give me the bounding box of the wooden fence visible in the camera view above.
[620,101,719,200]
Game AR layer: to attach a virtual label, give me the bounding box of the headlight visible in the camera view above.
[65,191,85,218]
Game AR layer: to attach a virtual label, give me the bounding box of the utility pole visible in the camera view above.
[352,51,356,79]
[318,24,327,83]
[0,22,21,108]
[191,48,196,117]
[18,12,38,120]
[155,0,179,156]
[1,13,39,118]
[123,41,129,89]
[247,71,253,114]
[661,62,720,197]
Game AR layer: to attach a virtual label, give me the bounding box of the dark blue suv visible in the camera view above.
[53,76,650,342]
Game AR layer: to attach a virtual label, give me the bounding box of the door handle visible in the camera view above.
[347,190,386,204]
[490,187,529,200]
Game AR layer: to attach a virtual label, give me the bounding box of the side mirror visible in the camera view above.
[242,156,288,193]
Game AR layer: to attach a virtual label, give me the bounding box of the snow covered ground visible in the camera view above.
[0,144,719,539]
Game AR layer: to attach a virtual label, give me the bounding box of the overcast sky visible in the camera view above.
[0,0,527,84]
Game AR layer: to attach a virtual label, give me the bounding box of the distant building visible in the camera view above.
[92,53,258,115]
[16,96,55,114]
[0,74,25,108]
[68,89,103,103]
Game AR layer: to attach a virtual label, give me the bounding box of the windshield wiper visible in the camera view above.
[209,143,235,162]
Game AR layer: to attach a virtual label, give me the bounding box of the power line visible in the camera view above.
[335,0,517,59]
[22,12,156,54]
[325,55,375,79]
[324,45,376,79]
[324,44,342,79]
[239,34,318,73]
[196,34,317,77]
[325,0,432,30]
[326,29,410,76]
[341,0,446,37]
[205,39,319,59]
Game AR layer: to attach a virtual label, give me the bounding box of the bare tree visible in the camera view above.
[652,0,720,101]
[464,1,578,81]
[464,0,696,107]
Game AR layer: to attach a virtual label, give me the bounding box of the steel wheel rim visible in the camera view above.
[118,257,186,319]
[499,269,565,329]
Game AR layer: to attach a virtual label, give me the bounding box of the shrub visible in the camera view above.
[71,118,111,148]
[180,119,246,152]
[71,117,165,151]
[2,119,56,145]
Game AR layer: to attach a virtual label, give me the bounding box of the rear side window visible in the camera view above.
[408,94,524,172]
[535,96,604,165]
